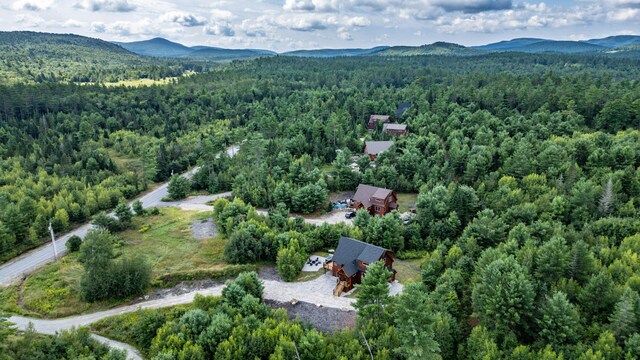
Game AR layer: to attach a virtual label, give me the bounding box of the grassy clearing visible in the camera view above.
[396,193,418,213]
[21,255,118,317]
[17,208,228,318]
[394,258,423,284]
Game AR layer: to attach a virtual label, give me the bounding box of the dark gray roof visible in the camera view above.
[332,237,389,277]
[396,103,411,117]
[365,141,393,155]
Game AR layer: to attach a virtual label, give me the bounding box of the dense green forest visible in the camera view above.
[2,48,640,358]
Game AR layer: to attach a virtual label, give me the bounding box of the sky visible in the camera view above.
[0,0,639,51]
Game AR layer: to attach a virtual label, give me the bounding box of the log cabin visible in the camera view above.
[351,184,398,216]
[368,115,390,130]
[382,123,408,136]
[324,237,396,296]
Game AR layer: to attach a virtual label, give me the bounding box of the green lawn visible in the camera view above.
[17,208,229,318]
[394,258,423,284]
[396,193,418,213]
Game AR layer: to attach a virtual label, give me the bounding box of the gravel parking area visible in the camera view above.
[303,210,354,226]
[191,218,218,239]
[265,299,356,333]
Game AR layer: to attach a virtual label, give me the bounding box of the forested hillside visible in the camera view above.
[0,32,201,84]
[2,50,640,358]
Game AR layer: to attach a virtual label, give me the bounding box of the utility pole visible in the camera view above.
[48,221,59,260]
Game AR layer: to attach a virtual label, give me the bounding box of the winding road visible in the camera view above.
[8,274,358,360]
[0,145,239,287]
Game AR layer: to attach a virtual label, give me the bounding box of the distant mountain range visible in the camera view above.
[472,36,640,54]
[113,35,640,59]
[114,37,276,60]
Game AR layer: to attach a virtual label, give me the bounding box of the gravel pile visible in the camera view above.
[191,218,218,239]
[265,299,356,333]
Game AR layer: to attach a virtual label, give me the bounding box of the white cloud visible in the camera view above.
[283,0,339,12]
[160,11,207,27]
[74,0,135,12]
[608,7,640,21]
[605,0,640,8]
[11,0,55,11]
[204,22,235,36]
[15,13,45,26]
[210,9,235,20]
[433,2,601,34]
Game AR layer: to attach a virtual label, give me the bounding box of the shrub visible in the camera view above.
[132,200,146,216]
[168,175,191,200]
[276,239,307,282]
[66,235,82,253]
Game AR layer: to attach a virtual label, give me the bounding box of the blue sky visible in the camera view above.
[0,0,638,51]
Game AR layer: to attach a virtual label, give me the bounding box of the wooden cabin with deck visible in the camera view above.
[351,184,398,216]
[324,237,396,296]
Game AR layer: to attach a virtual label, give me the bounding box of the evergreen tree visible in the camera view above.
[610,287,640,343]
[472,256,535,338]
[598,177,615,217]
[394,283,441,360]
[355,261,392,328]
[537,291,581,347]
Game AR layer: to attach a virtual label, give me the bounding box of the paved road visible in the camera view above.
[0,145,240,287]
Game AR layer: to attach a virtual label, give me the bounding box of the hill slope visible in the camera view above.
[0,31,158,84]
[282,46,389,58]
[584,35,640,49]
[0,31,192,84]
[516,40,607,53]
[114,37,193,57]
[378,42,480,56]
[473,38,545,51]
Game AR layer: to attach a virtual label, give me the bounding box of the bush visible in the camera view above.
[276,239,307,282]
[114,201,133,224]
[66,235,82,253]
[92,212,123,232]
[168,175,191,200]
[132,200,146,216]
[79,231,151,302]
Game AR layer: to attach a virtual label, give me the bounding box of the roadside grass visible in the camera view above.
[18,208,229,318]
[396,193,418,213]
[0,285,30,316]
[21,254,118,318]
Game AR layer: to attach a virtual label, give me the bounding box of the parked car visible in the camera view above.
[345,211,356,219]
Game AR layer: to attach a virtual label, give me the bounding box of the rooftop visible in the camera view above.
[365,141,394,155]
[332,236,389,276]
[353,184,394,208]
[382,123,407,131]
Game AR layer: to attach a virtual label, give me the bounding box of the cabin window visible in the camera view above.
[375,206,382,212]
